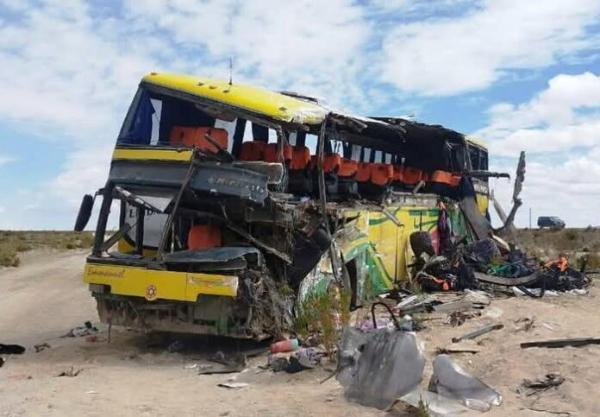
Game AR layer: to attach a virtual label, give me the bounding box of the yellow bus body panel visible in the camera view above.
[476,193,489,216]
[84,263,238,301]
[112,148,193,162]
[142,73,328,125]
[365,207,440,285]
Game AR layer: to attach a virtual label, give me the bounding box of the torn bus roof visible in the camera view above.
[372,117,467,146]
[142,72,330,126]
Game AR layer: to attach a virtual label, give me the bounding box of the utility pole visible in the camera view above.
[529,207,532,229]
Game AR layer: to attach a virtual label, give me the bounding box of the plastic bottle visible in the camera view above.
[270,338,299,353]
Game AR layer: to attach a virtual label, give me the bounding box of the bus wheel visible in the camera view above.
[410,231,435,258]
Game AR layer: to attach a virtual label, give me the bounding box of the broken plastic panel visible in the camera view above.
[398,389,473,417]
[429,354,502,411]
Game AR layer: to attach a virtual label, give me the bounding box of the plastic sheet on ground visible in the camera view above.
[337,327,425,410]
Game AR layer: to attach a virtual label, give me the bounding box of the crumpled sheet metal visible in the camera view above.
[337,327,425,410]
[429,354,502,411]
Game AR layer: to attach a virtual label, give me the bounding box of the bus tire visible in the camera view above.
[410,231,435,257]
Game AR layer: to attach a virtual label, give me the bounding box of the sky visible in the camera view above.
[0,0,599,229]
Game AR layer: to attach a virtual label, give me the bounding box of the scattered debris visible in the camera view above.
[452,323,503,343]
[57,367,82,377]
[397,389,472,416]
[519,373,565,396]
[287,347,324,373]
[512,287,558,297]
[197,351,247,375]
[445,311,480,327]
[429,354,502,411]
[483,306,503,319]
[217,382,249,389]
[0,344,25,354]
[521,337,600,349]
[269,354,291,372]
[270,338,299,354]
[523,406,572,416]
[62,321,98,338]
[433,299,481,314]
[462,289,491,306]
[336,327,425,410]
[166,339,185,353]
[436,342,481,355]
[513,316,535,332]
[34,343,51,353]
[268,347,325,373]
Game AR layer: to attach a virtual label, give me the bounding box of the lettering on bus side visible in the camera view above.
[86,266,126,279]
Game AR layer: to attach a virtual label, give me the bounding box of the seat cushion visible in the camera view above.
[264,143,293,163]
[290,146,311,170]
[188,224,222,250]
[338,159,358,177]
[170,126,228,153]
[239,141,267,161]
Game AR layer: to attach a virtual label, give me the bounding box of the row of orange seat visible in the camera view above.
[239,141,461,188]
[166,128,461,190]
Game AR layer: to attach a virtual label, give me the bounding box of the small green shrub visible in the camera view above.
[565,230,578,241]
[0,252,20,267]
[16,243,32,252]
[586,253,600,270]
[415,397,431,417]
[294,284,350,357]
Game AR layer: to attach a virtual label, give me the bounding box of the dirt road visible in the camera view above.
[1,251,600,416]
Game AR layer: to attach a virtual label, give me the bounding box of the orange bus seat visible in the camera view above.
[170,126,228,153]
[310,154,341,173]
[187,224,222,250]
[393,165,404,182]
[370,163,394,186]
[264,143,293,163]
[239,141,267,161]
[429,170,461,187]
[338,159,358,177]
[356,162,371,183]
[323,154,341,173]
[450,175,461,187]
[290,146,311,170]
[402,167,423,185]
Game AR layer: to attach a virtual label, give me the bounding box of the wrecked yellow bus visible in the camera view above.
[74,72,493,338]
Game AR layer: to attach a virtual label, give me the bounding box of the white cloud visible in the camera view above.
[52,145,113,207]
[123,0,373,109]
[477,72,600,156]
[380,0,600,95]
[490,149,600,228]
[481,73,600,227]
[0,0,161,137]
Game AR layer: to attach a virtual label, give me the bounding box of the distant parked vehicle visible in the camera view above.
[537,216,566,230]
